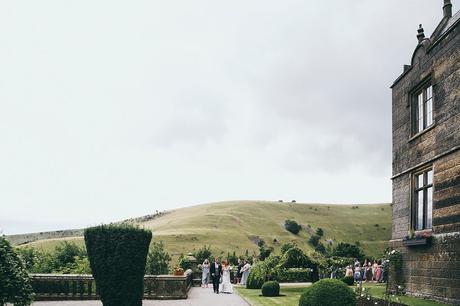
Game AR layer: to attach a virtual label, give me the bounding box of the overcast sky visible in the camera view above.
[0,0,456,235]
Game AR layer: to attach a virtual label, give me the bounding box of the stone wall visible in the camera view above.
[391,8,460,305]
[390,233,460,305]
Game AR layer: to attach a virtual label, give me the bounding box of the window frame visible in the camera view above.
[410,79,434,137]
[411,167,434,231]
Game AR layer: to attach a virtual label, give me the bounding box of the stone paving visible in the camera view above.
[32,287,249,306]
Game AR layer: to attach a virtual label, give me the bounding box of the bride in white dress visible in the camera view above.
[219,260,233,294]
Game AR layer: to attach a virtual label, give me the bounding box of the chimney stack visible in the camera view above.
[444,0,452,18]
[417,24,425,43]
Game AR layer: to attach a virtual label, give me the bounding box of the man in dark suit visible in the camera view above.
[209,257,222,294]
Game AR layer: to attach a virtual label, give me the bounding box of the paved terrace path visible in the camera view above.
[32,287,249,306]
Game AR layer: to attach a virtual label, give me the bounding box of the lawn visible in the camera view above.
[236,283,449,306]
[361,283,449,306]
[236,286,307,306]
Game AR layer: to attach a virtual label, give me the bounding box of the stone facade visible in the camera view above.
[390,1,460,305]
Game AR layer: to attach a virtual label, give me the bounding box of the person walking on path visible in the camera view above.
[210,257,222,294]
[201,259,210,288]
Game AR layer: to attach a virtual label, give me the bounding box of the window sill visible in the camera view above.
[408,124,435,143]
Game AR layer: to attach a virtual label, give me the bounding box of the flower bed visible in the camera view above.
[357,296,407,306]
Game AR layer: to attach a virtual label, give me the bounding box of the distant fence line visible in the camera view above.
[30,270,193,301]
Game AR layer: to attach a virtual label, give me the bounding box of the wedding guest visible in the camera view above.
[353,264,361,282]
[372,261,378,281]
[201,259,210,288]
[374,260,382,282]
[236,259,243,284]
[365,261,373,282]
[345,265,353,278]
[240,260,251,286]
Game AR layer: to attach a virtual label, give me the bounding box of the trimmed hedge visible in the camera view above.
[84,224,152,306]
[299,279,356,306]
[0,237,34,306]
[274,268,312,283]
[261,281,280,297]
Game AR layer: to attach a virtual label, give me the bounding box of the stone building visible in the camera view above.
[390,1,460,304]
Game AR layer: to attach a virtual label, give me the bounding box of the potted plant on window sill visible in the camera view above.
[403,230,432,246]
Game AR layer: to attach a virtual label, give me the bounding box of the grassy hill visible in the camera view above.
[9,201,392,260]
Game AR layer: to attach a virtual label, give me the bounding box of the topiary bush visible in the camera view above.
[84,224,152,306]
[0,237,34,306]
[298,279,356,306]
[341,275,354,286]
[261,281,280,297]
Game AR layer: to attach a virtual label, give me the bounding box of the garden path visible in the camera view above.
[31,287,249,306]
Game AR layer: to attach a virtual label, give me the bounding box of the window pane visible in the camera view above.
[418,94,424,132]
[417,174,424,188]
[426,98,433,126]
[427,86,432,100]
[426,187,433,229]
[427,170,433,185]
[416,190,424,230]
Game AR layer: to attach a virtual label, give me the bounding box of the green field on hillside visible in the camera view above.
[11,201,391,261]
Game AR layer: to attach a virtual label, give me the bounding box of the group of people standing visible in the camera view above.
[345,259,385,282]
[200,258,252,294]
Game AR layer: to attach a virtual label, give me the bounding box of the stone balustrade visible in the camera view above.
[30,270,193,301]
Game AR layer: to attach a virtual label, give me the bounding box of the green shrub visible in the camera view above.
[261,281,280,297]
[278,247,311,269]
[246,257,280,289]
[179,257,192,271]
[0,237,34,306]
[341,275,354,286]
[273,268,312,282]
[194,245,212,264]
[84,224,152,306]
[145,240,171,275]
[284,220,301,235]
[315,228,324,236]
[299,279,356,306]
[308,235,320,247]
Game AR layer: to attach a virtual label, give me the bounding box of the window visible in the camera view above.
[413,168,433,230]
[413,84,433,134]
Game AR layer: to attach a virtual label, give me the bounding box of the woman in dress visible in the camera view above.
[353,264,361,282]
[345,265,353,278]
[374,260,382,282]
[201,259,210,288]
[365,261,373,282]
[240,260,251,286]
[219,259,233,294]
[372,261,378,282]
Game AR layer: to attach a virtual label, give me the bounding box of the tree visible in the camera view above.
[0,237,34,306]
[284,220,301,235]
[309,235,320,247]
[145,240,171,275]
[316,228,324,236]
[194,245,213,264]
[332,243,365,262]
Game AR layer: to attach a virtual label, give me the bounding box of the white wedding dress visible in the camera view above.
[219,265,233,294]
